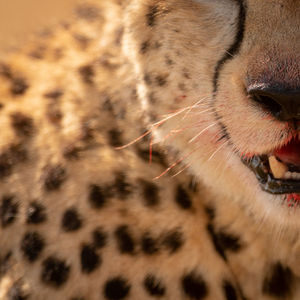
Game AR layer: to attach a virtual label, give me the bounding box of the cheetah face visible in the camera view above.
[124,0,300,229]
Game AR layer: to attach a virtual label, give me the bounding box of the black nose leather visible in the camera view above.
[248,87,300,121]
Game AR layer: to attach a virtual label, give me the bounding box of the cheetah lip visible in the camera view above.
[242,138,300,195]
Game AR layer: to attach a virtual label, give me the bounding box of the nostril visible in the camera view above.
[247,84,300,121]
[250,92,283,118]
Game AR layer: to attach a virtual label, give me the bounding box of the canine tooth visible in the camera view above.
[268,156,288,179]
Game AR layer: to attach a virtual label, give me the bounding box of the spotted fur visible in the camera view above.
[0,0,299,299]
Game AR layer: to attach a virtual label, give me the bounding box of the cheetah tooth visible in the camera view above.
[268,156,288,179]
[284,171,300,180]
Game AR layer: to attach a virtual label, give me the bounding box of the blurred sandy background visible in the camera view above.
[0,0,80,53]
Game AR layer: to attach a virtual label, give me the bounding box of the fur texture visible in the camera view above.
[0,0,299,299]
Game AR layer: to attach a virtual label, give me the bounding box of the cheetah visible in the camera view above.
[0,0,299,299]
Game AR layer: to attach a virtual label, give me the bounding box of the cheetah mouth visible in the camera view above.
[242,137,300,196]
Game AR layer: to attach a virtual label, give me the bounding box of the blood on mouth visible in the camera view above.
[269,137,300,180]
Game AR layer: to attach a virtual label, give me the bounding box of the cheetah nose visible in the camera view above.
[248,86,300,121]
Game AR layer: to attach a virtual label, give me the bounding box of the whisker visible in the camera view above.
[153,146,201,180]
[171,162,192,178]
[181,97,209,120]
[115,129,153,150]
[149,135,153,164]
[116,106,189,150]
[188,123,217,143]
[208,141,228,161]
[188,110,216,116]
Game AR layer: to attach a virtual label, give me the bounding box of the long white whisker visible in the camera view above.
[153,107,188,126]
[208,141,228,161]
[171,162,192,178]
[188,108,215,116]
[181,97,209,120]
[189,123,217,143]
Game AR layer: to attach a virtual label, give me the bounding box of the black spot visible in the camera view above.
[206,224,242,260]
[46,103,63,124]
[41,256,70,287]
[262,263,293,298]
[78,64,94,84]
[28,45,46,60]
[10,144,27,162]
[144,274,165,296]
[165,56,174,66]
[26,201,47,224]
[0,195,18,228]
[104,277,131,300]
[10,77,29,95]
[146,5,159,27]
[0,252,12,276]
[80,122,94,141]
[80,244,101,274]
[63,144,82,160]
[43,165,66,191]
[114,26,124,46]
[162,230,184,254]
[182,68,191,79]
[155,75,167,87]
[0,146,25,179]
[73,34,91,49]
[1,144,27,179]
[92,228,107,249]
[216,230,241,252]
[75,4,100,21]
[136,147,166,166]
[21,232,45,262]
[139,179,160,207]
[88,184,108,209]
[204,206,215,221]
[114,225,135,255]
[140,41,150,54]
[62,208,83,232]
[8,281,29,300]
[10,113,34,137]
[102,96,114,113]
[108,129,123,147]
[0,63,12,78]
[175,185,192,209]
[114,172,132,199]
[141,233,159,255]
[143,73,152,85]
[207,224,226,260]
[223,280,238,300]
[182,272,208,300]
[43,89,64,99]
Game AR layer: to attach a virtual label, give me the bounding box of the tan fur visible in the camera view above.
[0,0,299,299]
